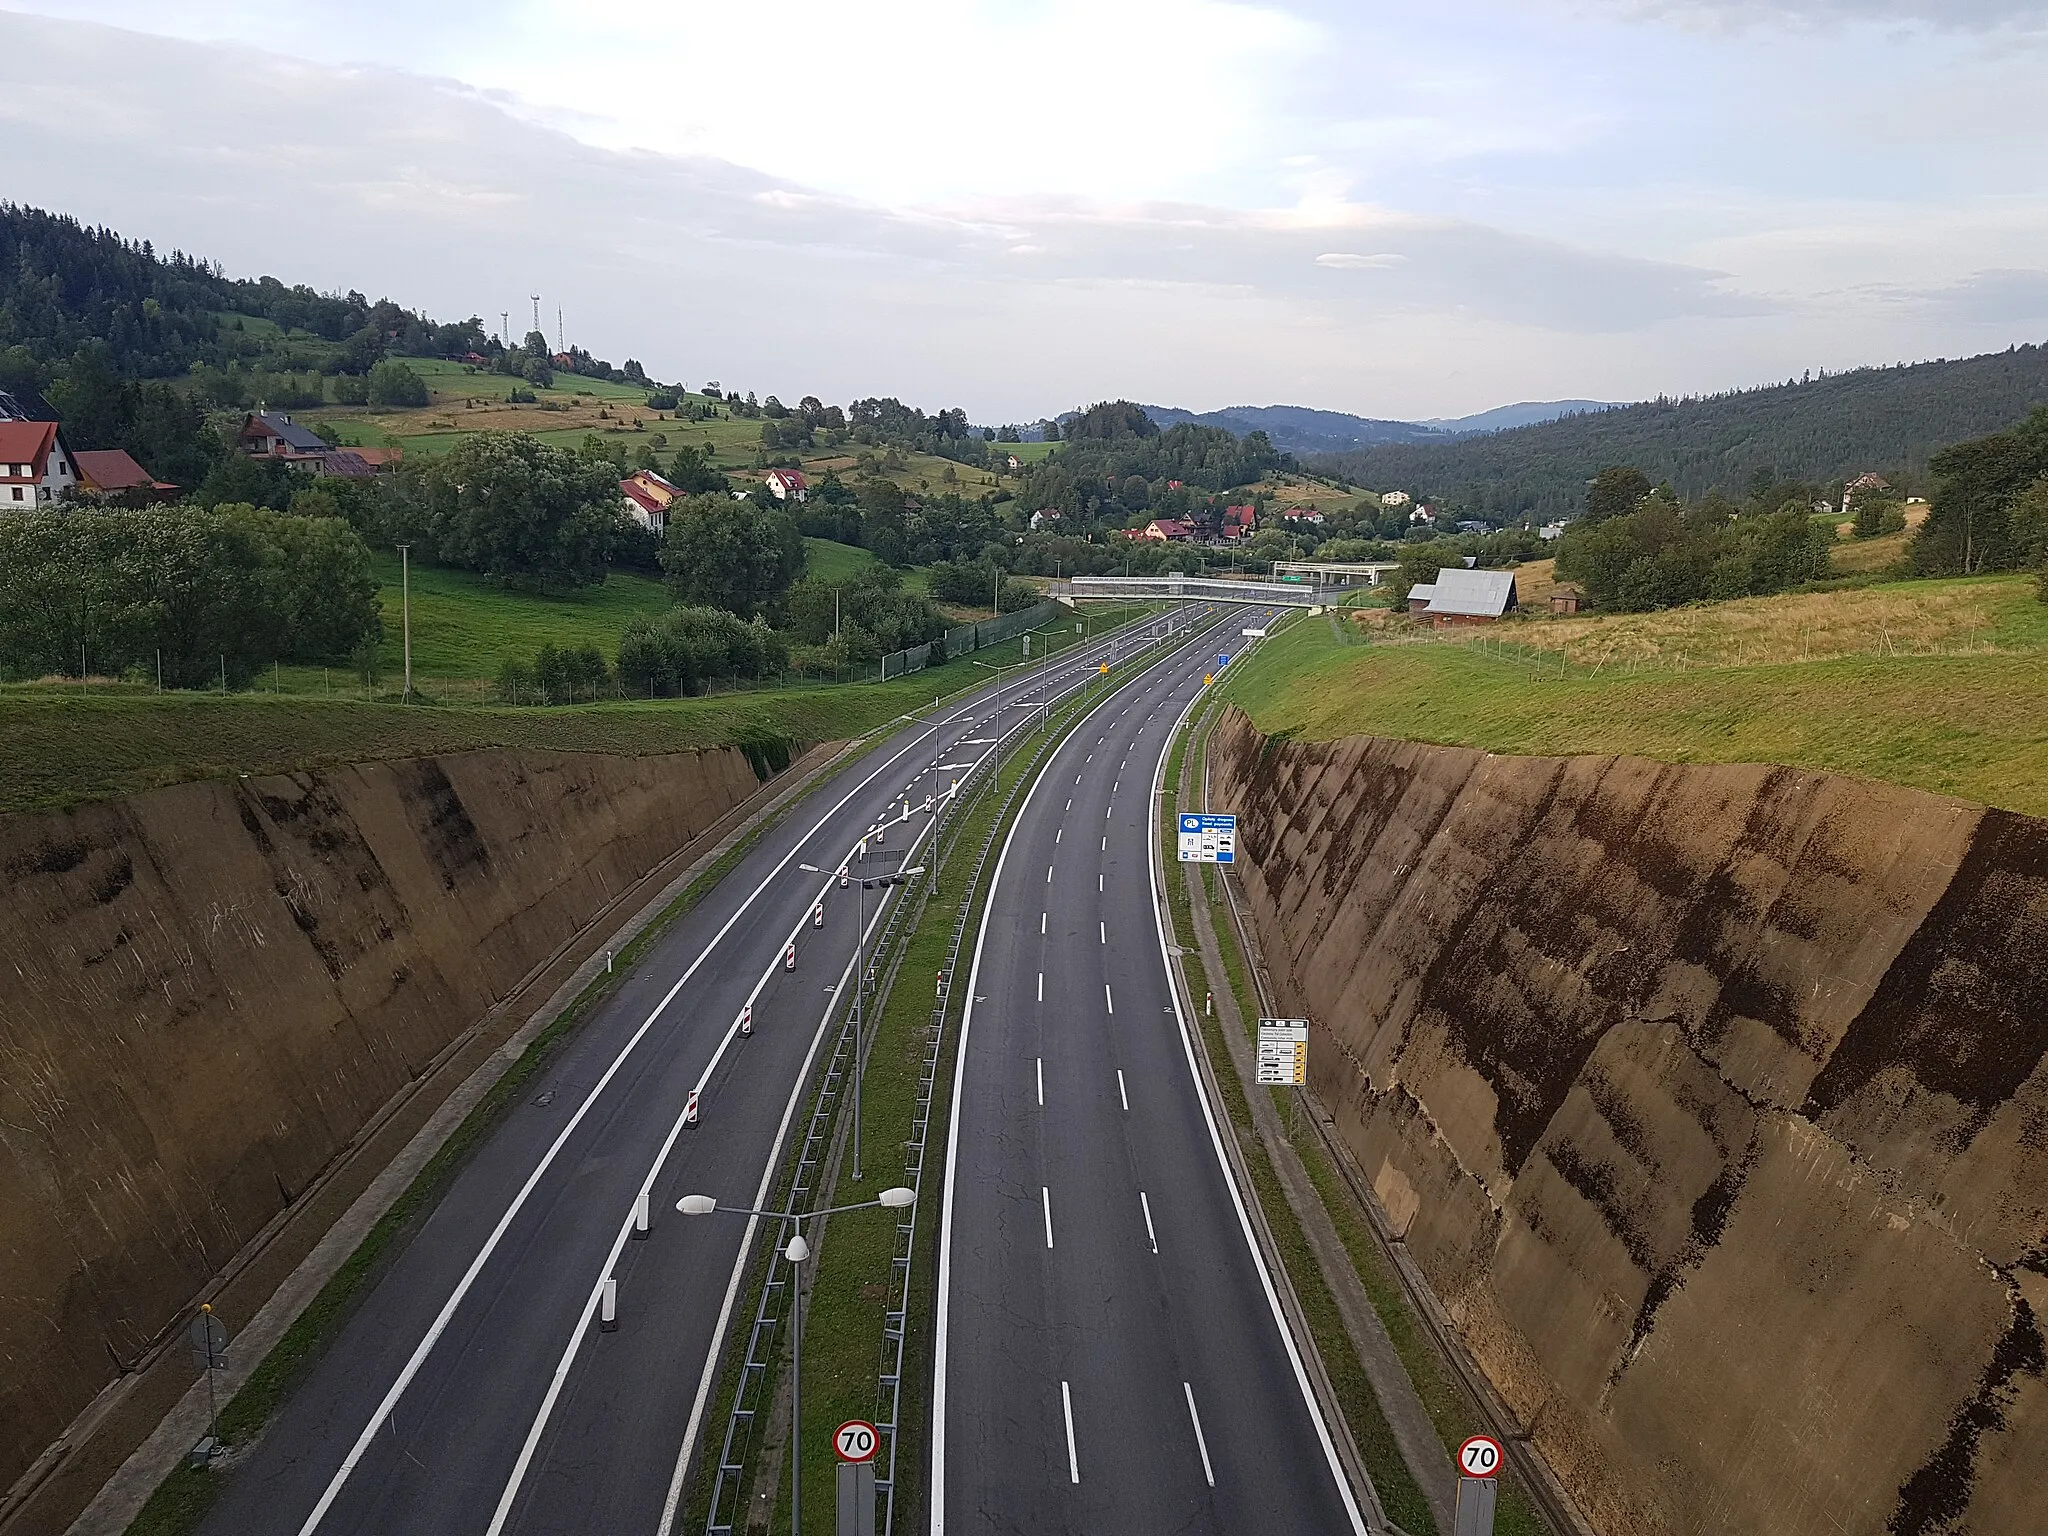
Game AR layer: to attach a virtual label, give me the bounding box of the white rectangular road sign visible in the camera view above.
[1256,1017,1309,1085]
[1242,627,1268,638]
[1177,812,1236,864]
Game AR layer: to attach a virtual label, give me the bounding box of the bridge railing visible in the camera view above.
[1051,576,1324,607]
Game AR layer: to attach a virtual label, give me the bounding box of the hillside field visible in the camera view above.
[311,359,1018,501]
[1221,574,2048,817]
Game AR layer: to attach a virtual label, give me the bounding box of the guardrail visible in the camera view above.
[699,608,1198,1535]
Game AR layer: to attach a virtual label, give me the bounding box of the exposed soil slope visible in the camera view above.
[0,747,765,1495]
[1211,709,2048,1536]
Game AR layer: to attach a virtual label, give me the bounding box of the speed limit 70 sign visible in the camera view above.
[1458,1434,1502,1478]
[834,1420,879,1463]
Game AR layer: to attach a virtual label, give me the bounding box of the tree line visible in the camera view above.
[1306,345,2048,520]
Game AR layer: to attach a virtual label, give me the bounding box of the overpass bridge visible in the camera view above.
[1051,575,1327,607]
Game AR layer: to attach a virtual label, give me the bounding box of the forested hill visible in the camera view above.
[1310,343,2048,519]
[0,202,482,386]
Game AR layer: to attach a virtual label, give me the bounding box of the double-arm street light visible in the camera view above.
[678,1188,915,1536]
[798,863,925,1182]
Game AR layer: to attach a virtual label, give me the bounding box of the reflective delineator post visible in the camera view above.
[839,865,850,887]
[599,1276,618,1332]
[875,823,885,846]
[683,1089,700,1126]
[632,1191,650,1240]
[813,903,825,929]
[784,943,796,971]
[739,1004,753,1037]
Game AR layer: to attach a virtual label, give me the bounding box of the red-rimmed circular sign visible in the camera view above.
[834,1420,879,1463]
[1458,1434,1503,1478]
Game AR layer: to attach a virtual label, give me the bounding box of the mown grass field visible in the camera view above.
[1222,575,2048,816]
[365,554,672,680]
[0,606,1149,813]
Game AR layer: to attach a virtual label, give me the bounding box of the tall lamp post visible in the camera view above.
[395,542,413,700]
[678,1188,916,1536]
[799,864,924,1181]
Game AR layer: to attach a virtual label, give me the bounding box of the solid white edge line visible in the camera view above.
[293,711,954,1536]
[1062,1381,1081,1485]
[510,810,938,1534]
[1146,652,1369,1536]
[1185,1382,1217,1488]
[651,930,871,1536]
[308,620,1148,1536]
[931,609,1215,1535]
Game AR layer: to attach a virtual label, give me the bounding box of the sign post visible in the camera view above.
[1255,1018,1309,1085]
[834,1420,879,1536]
[186,1306,229,1466]
[1454,1435,1502,1536]
[1176,813,1236,864]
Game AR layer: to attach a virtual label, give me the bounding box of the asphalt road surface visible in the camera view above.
[197,608,1200,1536]
[932,607,1370,1536]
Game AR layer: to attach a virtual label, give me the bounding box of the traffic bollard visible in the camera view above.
[632,1191,650,1240]
[784,943,796,971]
[599,1276,618,1332]
[813,903,825,928]
[739,1004,753,1037]
[683,1089,700,1126]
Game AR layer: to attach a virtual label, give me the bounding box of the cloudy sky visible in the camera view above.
[3,1,2045,420]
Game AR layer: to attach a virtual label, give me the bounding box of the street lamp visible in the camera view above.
[798,863,925,1181]
[678,1189,915,1536]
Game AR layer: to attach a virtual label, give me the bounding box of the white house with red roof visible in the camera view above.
[1139,517,1194,542]
[764,468,808,502]
[0,420,76,511]
[621,468,681,531]
[1280,506,1324,525]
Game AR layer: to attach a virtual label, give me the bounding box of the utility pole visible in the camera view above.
[397,543,413,700]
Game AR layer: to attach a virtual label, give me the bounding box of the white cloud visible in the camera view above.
[0,4,2043,421]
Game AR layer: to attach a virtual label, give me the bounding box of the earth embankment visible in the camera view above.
[1210,707,2047,1536]
[0,746,769,1499]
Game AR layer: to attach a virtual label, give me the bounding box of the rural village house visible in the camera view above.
[0,420,76,510]
[764,468,808,502]
[621,468,681,532]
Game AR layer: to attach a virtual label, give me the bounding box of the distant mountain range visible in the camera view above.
[1086,400,1617,455]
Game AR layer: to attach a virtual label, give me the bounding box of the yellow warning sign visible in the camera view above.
[1099,663,1109,673]
[1203,673,1213,685]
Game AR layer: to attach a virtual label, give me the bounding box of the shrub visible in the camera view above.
[367,359,429,408]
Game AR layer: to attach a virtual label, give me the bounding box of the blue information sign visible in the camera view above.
[1177,813,1236,864]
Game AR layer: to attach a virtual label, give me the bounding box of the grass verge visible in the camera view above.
[0,606,1152,815]
[1223,573,2048,816]
[1187,802,1549,1536]
[1159,708,1438,1535]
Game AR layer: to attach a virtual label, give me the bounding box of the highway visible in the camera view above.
[932,608,1369,1535]
[195,607,1196,1536]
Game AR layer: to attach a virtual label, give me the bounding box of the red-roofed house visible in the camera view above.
[621,469,682,531]
[1280,506,1324,525]
[1140,518,1194,542]
[764,468,808,502]
[73,448,177,505]
[1221,504,1256,539]
[0,420,76,512]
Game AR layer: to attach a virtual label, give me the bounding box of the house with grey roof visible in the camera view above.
[1412,567,1518,625]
